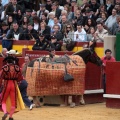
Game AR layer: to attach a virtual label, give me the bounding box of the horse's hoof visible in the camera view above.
[70,102,75,108]
[80,101,85,105]
[36,105,41,108]
[60,104,67,107]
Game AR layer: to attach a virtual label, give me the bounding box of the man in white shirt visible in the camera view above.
[74,24,87,42]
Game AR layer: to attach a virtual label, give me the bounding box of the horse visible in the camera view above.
[26,47,102,107]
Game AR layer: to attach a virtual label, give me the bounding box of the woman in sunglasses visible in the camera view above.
[63,23,74,42]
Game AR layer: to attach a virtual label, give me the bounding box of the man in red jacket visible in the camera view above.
[101,49,116,93]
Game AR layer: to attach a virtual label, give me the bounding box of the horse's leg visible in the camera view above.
[39,96,44,106]
[65,95,68,105]
[33,96,41,107]
[80,95,85,105]
[73,95,80,106]
[68,95,75,108]
[68,96,72,104]
[60,95,68,106]
[71,95,85,105]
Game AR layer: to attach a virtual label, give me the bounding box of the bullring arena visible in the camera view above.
[0,38,120,120]
[0,103,120,120]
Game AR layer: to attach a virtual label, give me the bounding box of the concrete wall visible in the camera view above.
[104,35,116,57]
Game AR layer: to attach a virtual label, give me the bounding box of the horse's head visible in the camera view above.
[73,49,102,66]
[88,51,103,66]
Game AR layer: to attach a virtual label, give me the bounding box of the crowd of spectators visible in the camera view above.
[0,0,120,51]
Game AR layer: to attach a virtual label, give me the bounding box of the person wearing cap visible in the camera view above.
[71,0,77,12]
[5,49,19,66]
[2,49,19,69]
[0,55,24,120]
[51,2,61,19]
[46,35,61,51]
[32,34,48,50]
[25,9,33,25]
[5,0,22,22]
[37,4,49,19]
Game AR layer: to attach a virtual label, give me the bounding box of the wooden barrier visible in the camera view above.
[25,50,74,58]
[104,62,120,108]
[0,41,104,58]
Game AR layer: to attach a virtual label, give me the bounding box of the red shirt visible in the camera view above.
[101,56,116,74]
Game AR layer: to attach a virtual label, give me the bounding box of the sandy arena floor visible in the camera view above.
[0,103,120,120]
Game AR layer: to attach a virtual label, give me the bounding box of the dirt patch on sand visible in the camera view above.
[0,103,120,120]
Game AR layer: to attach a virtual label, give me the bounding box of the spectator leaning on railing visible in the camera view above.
[32,33,49,50]
[46,35,61,51]
[6,21,25,40]
[63,23,74,41]
[87,27,96,42]
[51,25,63,41]
[24,23,39,41]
